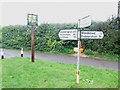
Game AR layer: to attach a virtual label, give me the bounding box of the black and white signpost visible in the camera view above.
[59,15,104,84]
[27,14,38,62]
[77,15,92,84]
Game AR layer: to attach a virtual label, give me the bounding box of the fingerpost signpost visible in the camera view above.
[59,15,104,84]
[27,14,38,62]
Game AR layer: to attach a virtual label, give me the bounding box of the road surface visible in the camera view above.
[1,49,119,70]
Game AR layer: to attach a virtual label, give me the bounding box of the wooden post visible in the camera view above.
[31,27,35,62]
[27,14,38,62]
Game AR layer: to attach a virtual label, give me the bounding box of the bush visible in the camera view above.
[1,20,119,55]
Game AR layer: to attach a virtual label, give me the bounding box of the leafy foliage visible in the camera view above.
[1,18,119,55]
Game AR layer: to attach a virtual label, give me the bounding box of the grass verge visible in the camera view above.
[2,57,118,88]
[84,49,119,61]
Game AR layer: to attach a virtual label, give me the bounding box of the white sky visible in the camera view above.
[0,0,118,2]
[0,1,119,26]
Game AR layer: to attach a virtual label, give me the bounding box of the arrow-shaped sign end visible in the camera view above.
[102,32,104,39]
[58,31,61,39]
[100,32,104,39]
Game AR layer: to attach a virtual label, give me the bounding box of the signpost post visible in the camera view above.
[58,15,104,84]
[27,14,38,62]
[77,16,91,84]
[31,27,35,62]
[77,19,81,84]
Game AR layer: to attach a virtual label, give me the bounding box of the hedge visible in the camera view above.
[1,21,119,55]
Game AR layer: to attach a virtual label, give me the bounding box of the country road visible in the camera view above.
[1,49,119,70]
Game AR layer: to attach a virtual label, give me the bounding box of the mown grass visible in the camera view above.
[2,57,118,88]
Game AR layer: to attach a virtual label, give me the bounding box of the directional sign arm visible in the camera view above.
[79,15,91,28]
[81,31,104,39]
[59,29,78,40]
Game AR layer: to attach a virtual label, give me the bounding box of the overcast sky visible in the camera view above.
[0,1,118,26]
